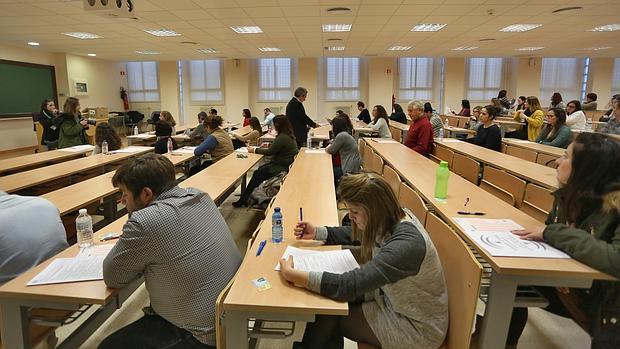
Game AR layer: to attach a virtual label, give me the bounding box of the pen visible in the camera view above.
[464,197,470,207]
[256,240,267,256]
[100,233,121,241]
[457,211,485,216]
[299,208,304,239]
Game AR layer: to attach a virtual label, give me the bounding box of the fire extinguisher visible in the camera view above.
[120,87,129,111]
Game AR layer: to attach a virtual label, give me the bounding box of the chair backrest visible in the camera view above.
[432,145,455,168]
[480,166,526,207]
[362,143,374,170]
[358,139,365,163]
[451,153,480,185]
[521,183,554,222]
[215,277,236,349]
[505,145,537,163]
[535,153,559,169]
[501,142,507,153]
[398,182,428,225]
[368,151,384,175]
[457,118,468,128]
[389,126,402,143]
[424,213,482,349]
[447,116,459,127]
[383,165,401,198]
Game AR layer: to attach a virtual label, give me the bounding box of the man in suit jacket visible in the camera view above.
[286,86,318,149]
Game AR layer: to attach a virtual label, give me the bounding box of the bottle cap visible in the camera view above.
[79,208,87,214]
[274,207,281,212]
[439,160,449,167]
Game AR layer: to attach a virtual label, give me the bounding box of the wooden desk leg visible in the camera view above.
[127,138,133,146]
[225,311,250,349]
[0,302,30,349]
[241,174,247,193]
[478,272,517,349]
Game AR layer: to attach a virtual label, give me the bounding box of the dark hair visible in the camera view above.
[197,111,208,119]
[160,111,176,127]
[264,108,271,113]
[204,114,223,130]
[248,116,261,132]
[540,108,567,142]
[586,93,597,101]
[461,99,471,109]
[242,108,251,119]
[567,100,582,113]
[483,105,500,120]
[340,113,354,133]
[332,115,349,136]
[40,99,54,113]
[63,97,80,116]
[336,110,344,116]
[562,133,620,223]
[294,87,307,98]
[155,120,173,137]
[209,108,218,115]
[95,122,122,150]
[393,104,403,114]
[518,96,526,102]
[273,114,295,139]
[373,105,389,125]
[551,92,563,105]
[423,102,433,114]
[357,101,365,108]
[498,90,507,98]
[112,153,176,197]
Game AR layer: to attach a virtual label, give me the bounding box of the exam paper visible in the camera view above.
[58,144,95,152]
[27,256,107,286]
[371,139,398,143]
[275,246,360,274]
[172,146,198,155]
[109,146,151,154]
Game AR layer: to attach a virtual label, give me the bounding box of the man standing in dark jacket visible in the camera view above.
[286,86,318,149]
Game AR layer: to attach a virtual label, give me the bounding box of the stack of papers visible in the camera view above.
[58,144,95,152]
[235,147,249,153]
[172,146,197,155]
[371,139,398,144]
[275,246,360,274]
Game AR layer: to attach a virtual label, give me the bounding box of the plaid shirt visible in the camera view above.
[599,117,620,135]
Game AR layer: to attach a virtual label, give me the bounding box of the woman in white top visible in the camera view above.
[369,105,391,138]
[565,100,586,131]
[261,108,276,129]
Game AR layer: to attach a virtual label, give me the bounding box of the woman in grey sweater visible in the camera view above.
[280,173,448,349]
[326,115,361,182]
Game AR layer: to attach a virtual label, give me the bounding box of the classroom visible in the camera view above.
[1,1,619,349]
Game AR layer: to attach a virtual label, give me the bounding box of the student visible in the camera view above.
[286,87,318,149]
[466,106,483,131]
[193,114,234,164]
[389,104,407,124]
[512,96,545,141]
[281,173,448,349]
[242,108,252,127]
[154,121,179,154]
[99,154,242,349]
[38,99,60,150]
[232,115,298,207]
[535,108,572,148]
[92,122,122,154]
[497,89,512,110]
[160,110,177,134]
[515,96,527,111]
[188,111,208,141]
[57,97,88,149]
[582,92,598,111]
[368,105,391,138]
[261,108,276,129]
[325,115,361,181]
[509,133,620,349]
[425,102,443,138]
[468,105,502,152]
[453,99,471,117]
[549,92,565,110]
[0,191,68,285]
[356,101,371,124]
[232,116,262,147]
[599,97,620,135]
[404,100,433,156]
[565,100,587,131]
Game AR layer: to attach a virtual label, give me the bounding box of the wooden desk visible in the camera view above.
[444,125,475,138]
[0,146,94,176]
[502,139,564,158]
[0,146,153,194]
[436,139,558,190]
[126,125,193,145]
[365,139,613,349]
[231,125,252,138]
[571,129,620,141]
[223,149,345,349]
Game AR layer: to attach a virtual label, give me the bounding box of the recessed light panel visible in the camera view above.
[230,26,263,34]
[500,24,542,32]
[325,46,345,51]
[516,47,545,51]
[62,32,103,39]
[135,50,160,55]
[87,53,97,57]
[322,24,352,32]
[582,46,612,51]
[197,48,218,54]
[452,46,478,51]
[387,46,412,51]
[144,29,181,37]
[410,24,447,32]
[258,47,281,52]
[27,42,40,46]
[588,24,620,32]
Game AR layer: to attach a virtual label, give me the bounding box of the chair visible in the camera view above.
[389,126,402,142]
[424,212,483,349]
[521,183,554,223]
[452,153,481,185]
[398,182,428,226]
[447,116,459,127]
[362,143,375,170]
[368,151,384,175]
[505,146,537,163]
[382,165,401,198]
[500,142,507,153]
[480,166,527,207]
[430,145,455,167]
[358,139,365,164]
[457,118,468,128]
[215,277,237,349]
[536,153,559,169]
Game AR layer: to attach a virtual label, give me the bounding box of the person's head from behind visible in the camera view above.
[63,97,80,116]
[551,92,563,105]
[423,102,433,117]
[263,108,271,117]
[372,105,388,121]
[197,111,207,124]
[41,99,56,114]
[481,105,500,124]
[357,101,365,111]
[95,122,121,149]
[472,106,483,119]
[525,96,542,112]
[160,111,176,126]
[517,96,526,105]
[586,93,597,103]
[612,98,620,118]
[491,98,501,108]
[407,100,424,121]
[393,104,403,114]
[273,115,295,138]
[566,100,582,115]
[155,120,173,137]
[331,115,349,136]
[112,153,176,214]
[204,114,223,132]
[337,172,405,262]
[242,108,251,119]
[461,99,471,109]
[555,133,620,223]
[208,108,218,116]
[335,109,344,117]
[294,87,308,102]
[546,108,566,129]
[498,90,507,99]
[249,117,261,132]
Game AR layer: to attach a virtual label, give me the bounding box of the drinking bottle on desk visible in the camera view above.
[76,209,93,248]
[272,207,283,243]
[434,161,450,200]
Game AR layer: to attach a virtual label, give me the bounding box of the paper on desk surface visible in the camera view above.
[58,144,95,152]
[235,147,249,153]
[371,139,398,143]
[304,149,326,154]
[109,146,151,154]
[453,218,570,259]
[275,246,360,274]
[172,146,197,155]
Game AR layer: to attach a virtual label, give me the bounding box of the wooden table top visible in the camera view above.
[445,125,476,134]
[230,125,252,138]
[388,120,410,131]
[224,149,347,315]
[502,139,564,157]
[436,139,558,190]
[0,147,94,175]
[496,119,526,128]
[0,147,153,193]
[366,140,613,280]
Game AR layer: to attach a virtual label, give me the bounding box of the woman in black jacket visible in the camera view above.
[38,99,60,150]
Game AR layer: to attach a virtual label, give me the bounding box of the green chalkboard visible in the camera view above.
[0,59,57,117]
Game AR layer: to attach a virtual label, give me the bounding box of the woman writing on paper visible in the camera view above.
[509,133,620,349]
[281,173,448,349]
[232,116,262,148]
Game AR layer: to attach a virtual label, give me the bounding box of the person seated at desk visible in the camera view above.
[261,108,276,130]
[188,111,208,141]
[154,121,179,154]
[99,154,241,349]
[452,99,471,117]
[425,102,443,138]
[38,99,61,150]
[599,97,620,135]
[0,192,68,285]
[404,100,433,157]
[509,133,620,349]
[466,106,483,131]
[57,97,88,149]
[565,100,587,131]
[549,92,566,110]
[241,108,252,127]
[281,173,448,349]
[368,105,391,138]
[467,105,502,151]
[497,89,512,110]
[92,122,122,154]
[582,92,598,111]
[509,96,544,141]
[356,101,371,124]
[232,116,262,148]
[160,110,177,134]
[515,96,526,111]
[599,95,619,122]
[232,115,298,207]
[535,108,571,148]
[389,104,407,124]
[326,115,361,182]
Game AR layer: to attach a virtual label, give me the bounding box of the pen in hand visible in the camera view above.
[299,208,304,239]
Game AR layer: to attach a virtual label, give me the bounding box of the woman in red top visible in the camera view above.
[242,108,252,127]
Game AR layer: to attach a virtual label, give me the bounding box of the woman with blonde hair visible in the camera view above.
[281,173,448,349]
[511,96,544,141]
[57,97,88,148]
[160,110,177,134]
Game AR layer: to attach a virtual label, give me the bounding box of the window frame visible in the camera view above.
[612,58,620,97]
[256,58,294,102]
[125,61,160,103]
[186,59,224,105]
[323,57,362,102]
[465,57,507,104]
[396,57,437,103]
[539,57,584,105]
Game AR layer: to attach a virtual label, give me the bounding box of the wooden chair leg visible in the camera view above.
[357,343,380,349]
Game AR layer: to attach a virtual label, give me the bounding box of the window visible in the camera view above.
[126,61,159,102]
[325,57,360,101]
[187,60,223,104]
[540,58,582,104]
[397,57,435,101]
[257,58,293,101]
[466,58,505,102]
[612,58,620,96]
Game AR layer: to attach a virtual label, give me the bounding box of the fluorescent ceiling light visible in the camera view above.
[258,47,281,52]
[588,24,620,32]
[326,46,345,51]
[582,46,612,51]
[322,24,352,32]
[410,24,447,32]
[387,46,412,51]
[62,32,103,39]
[87,53,97,57]
[452,46,478,51]
[197,48,218,54]
[230,26,263,34]
[27,42,39,46]
[516,47,544,51]
[500,24,542,32]
[135,50,160,55]
[144,29,181,37]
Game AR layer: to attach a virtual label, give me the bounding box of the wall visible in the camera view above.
[590,58,614,107]
[443,58,466,113]
[64,54,124,111]
[514,57,542,100]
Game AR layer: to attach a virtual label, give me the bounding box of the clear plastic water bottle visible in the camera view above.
[76,209,93,248]
[272,207,283,243]
[444,118,450,129]
[434,160,450,200]
[306,132,313,149]
[167,137,173,153]
[437,127,444,141]
[133,126,139,135]
[101,140,108,154]
[586,118,593,132]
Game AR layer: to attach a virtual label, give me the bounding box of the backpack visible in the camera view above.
[249,171,287,209]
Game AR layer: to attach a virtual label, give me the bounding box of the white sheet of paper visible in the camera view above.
[275,246,360,273]
[304,149,326,154]
[453,218,570,258]
[77,244,115,257]
[27,256,107,286]
[372,139,398,143]
[109,146,151,154]
[172,146,197,155]
[235,147,249,153]
[58,144,95,152]
[437,139,461,143]
[128,133,155,139]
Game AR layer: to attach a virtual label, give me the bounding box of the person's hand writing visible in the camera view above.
[294,221,316,240]
[512,226,545,241]
[247,146,256,153]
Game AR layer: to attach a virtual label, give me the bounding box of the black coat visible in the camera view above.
[37,110,60,144]
[357,109,371,124]
[285,97,317,148]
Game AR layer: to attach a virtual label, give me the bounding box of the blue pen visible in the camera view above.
[256,240,267,256]
[299,208,304,239]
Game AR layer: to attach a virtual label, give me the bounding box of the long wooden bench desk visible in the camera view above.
[223,149,345,349]
[435,139,558,190]
[0,146,94,176]
[126,124,193,145]
[365,139,614,349]
[502,139,564,158]
[0,151,263,349]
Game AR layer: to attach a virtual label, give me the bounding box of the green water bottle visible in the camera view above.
[434,160,450,199]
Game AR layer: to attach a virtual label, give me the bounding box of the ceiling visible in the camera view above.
[0,0,618,61]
